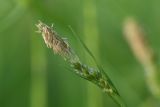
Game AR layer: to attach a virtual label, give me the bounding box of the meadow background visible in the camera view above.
[0,0,160,107]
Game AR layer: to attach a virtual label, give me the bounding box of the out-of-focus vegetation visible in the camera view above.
[0,0,160,107]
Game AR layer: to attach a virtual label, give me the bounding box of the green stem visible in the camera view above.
[31,23,48,107]
[82,0,103,107]
[144,62,160,100]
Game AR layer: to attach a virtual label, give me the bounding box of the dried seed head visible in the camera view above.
[123,18,154,66]
[36,20,71,57]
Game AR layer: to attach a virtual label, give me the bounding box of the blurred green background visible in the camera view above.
[0,0,160,107]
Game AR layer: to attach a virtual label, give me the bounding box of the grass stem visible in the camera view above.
[36,21,126,107]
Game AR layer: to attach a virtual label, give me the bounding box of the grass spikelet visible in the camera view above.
[36,20,126,107]
[123,18,160,100]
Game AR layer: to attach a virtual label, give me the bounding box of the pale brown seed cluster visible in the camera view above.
[36,21,70,57]
[123,18,160,99]
[123,18,154,67]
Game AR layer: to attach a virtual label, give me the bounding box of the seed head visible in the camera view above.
[36,20,71,57]
[123,18,154,66]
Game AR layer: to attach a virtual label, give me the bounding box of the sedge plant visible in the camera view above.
[36,21,126,107]
[123,18,160,101]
